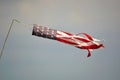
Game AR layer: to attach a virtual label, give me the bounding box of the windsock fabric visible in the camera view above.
[32,24,104,57]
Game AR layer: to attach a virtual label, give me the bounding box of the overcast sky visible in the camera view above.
[0,0,120,80]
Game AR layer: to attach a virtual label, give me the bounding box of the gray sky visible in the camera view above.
[0,0,120,80]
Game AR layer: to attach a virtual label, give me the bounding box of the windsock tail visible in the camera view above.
[87,49,91,57]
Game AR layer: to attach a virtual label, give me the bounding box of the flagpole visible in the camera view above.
[0,19,18,59]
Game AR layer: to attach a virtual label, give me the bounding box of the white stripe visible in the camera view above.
[57,31,69,36]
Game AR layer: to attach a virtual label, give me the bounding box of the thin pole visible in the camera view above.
[0,19,16,59]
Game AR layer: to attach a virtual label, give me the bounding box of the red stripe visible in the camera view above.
[75,37,90,42]
[77,33,93,41]
[62,31,73,35]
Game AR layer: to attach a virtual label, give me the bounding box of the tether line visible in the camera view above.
[0,19,19,59]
